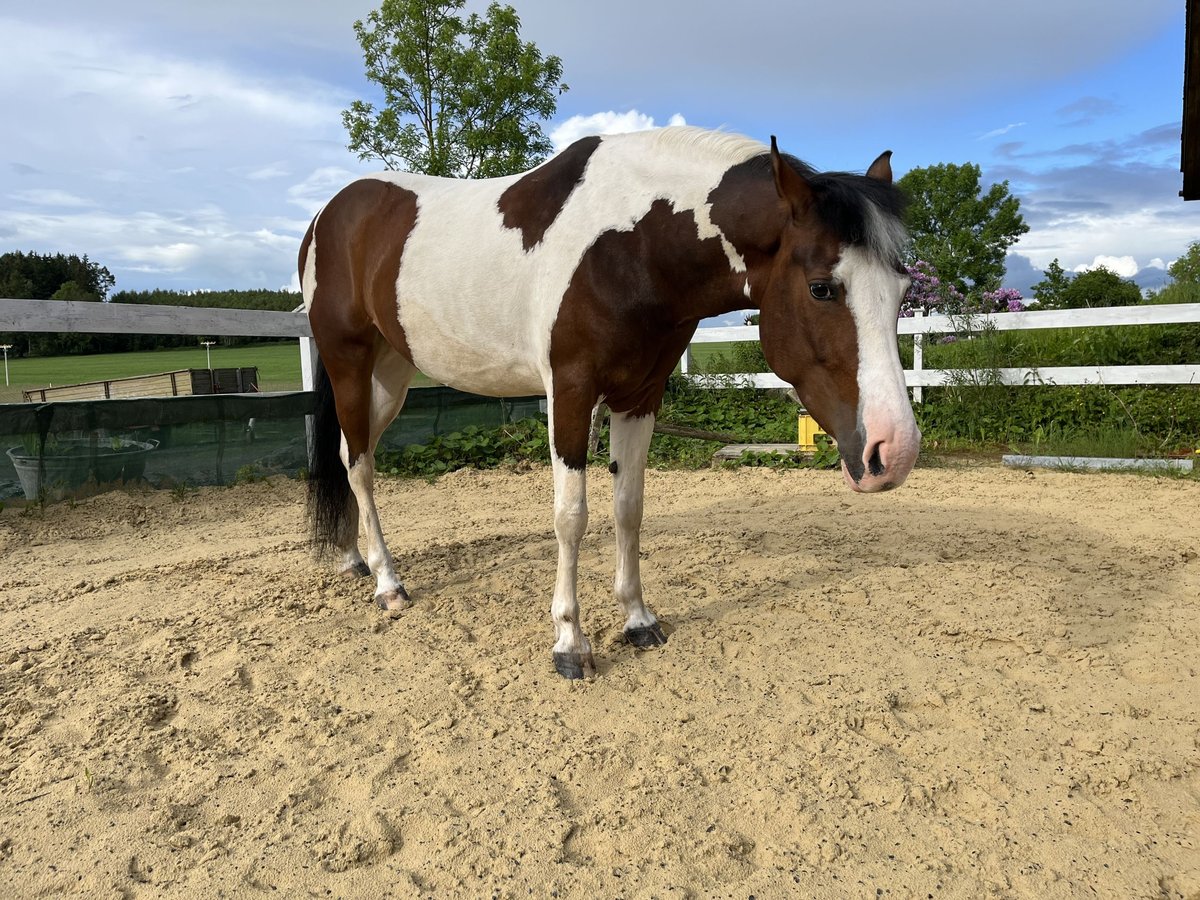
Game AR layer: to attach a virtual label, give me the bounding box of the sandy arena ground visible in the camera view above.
[1,462,1198,898]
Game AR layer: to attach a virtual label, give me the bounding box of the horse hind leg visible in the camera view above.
[329,340,417,608]
[610,411,666,647]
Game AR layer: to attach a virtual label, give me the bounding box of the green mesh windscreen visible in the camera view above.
[0,387,545,502]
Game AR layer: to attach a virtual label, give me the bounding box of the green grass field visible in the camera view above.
[686,341,743,370]
[0,342,446,403]
[0,343,305,403]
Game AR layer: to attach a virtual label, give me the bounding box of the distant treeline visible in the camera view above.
[1,250,302,358]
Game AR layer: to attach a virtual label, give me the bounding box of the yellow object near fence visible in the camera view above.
[798,414,827,452]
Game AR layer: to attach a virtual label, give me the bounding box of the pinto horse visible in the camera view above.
[301,127,920,679]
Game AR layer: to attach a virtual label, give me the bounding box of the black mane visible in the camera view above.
[753,152,910,264]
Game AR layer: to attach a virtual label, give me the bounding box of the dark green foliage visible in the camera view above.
[916,383,1200,456]
[0,250,114,302]
[1145,281,1200,305]
[109,288,300,312]
[658,376,798,442]
[1,251,116,356]
[913,321,1200,455]
[701,342,769,375]
[1168,241,1200,284]
[377,419,552,476]
[727,435,840,471]
[919,321,1200,370]
[1033,261,1142,309]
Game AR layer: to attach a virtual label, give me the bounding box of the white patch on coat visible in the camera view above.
[357,127,762,398]
[301,224,319,312]
[609,411,658,631]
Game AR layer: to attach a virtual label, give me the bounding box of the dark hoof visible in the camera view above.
[375,587,411,611]
[341,561,371,579]
[553,651,597,680]
[625,622,668,648]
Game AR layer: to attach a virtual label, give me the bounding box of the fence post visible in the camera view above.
[299,336,319,460]
[299,336,319,392]
[911,309,924,404]
[679,344,692,375]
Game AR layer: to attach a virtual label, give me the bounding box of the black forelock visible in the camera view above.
[754,152,910,264]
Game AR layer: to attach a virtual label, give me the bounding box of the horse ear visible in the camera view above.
[770,135,814,219]
[866,150,893,185]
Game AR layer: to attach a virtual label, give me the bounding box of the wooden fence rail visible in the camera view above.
[4,298,1200,402]
[0,298,319,391]
[680,303,1200,400]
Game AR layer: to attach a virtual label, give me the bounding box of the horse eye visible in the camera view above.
[809,282,836,301]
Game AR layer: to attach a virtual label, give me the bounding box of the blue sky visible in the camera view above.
[0,0,1192,303]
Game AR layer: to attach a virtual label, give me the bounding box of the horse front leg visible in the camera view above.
[609,411,667,647]
[547,388,596,679]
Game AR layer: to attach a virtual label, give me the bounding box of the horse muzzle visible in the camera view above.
[840,420,921,493]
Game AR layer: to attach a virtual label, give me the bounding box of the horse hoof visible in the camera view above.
[375,587,411,611]
[341,561,371,579]
[625,622,668,648]
[553,650,597,680]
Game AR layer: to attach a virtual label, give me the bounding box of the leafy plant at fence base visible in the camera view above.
[376,378,809,477]
[727,435,840,471]
[377,418,553,476]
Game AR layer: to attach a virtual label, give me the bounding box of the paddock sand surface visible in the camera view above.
[1,463,1198,899]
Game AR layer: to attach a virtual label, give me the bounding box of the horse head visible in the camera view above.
[757,138,920,493]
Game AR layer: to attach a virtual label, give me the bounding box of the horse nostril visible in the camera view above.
[868,444,885,477]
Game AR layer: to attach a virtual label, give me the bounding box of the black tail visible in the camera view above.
[307,356,354,553]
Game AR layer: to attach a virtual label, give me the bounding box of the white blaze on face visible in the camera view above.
[833,244,921,487]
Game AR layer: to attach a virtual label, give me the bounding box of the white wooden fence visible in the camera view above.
[4,298,1199,404]
[680,302,1200,401]
[0,298,320,392]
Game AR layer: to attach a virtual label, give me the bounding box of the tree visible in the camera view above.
[1033,262,1142,309]
[342,0,567,178]
[0,252,116,357]
[1168,241,1200,284]
[1031,258,1070,308]
[898,162,1029,293]
[0,251,114,300]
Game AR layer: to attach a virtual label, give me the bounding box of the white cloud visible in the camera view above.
[1147,257,1166,269]
[978,122,1026,140]
[10,189,92,208]
[0,16,372,291]
[287,167,360,216]
[1011,203,1198,280]
[131,242,203,271]
[1071,255,1140,277]
[246,163,292,181]
[550,110,688,152]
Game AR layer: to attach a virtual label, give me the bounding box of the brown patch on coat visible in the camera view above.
[498,136,601,251]
[708,156,862,450]
[548,198,752,468]
[305,179,420,458]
